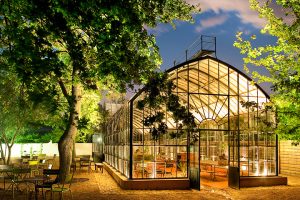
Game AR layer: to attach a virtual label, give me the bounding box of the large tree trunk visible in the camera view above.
[58,85,81,180]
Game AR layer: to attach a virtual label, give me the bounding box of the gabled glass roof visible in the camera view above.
[131,56,269,130]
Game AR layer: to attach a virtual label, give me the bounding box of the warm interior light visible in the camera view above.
[263,167,268,176]
[241,165,247,171]
[255,162,259,176]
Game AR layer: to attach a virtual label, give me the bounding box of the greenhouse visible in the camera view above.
[104,53,284,189]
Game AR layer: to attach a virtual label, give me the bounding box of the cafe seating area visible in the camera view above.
[200,161,228,181]
[0,153,104,199]
[133,161,177,178]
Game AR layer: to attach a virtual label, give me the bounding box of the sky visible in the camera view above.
[147,0,279,94]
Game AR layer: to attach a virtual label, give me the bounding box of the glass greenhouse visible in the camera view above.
[104,55,278,189]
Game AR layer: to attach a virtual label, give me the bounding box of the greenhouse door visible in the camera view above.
[228,131,240,189]
[189,130,200,190]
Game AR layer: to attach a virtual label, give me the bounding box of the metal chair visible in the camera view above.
[38,159,48,172]
[38,154,47,160]
[21,155,30,166]
[51,169,75,200]
[28,160,40,177]
[92,152,105,172]
[36,169,60,199]
[165,163,174,176]
[32,155,39,160]
[79,155,91,173]
[46,154,57,167]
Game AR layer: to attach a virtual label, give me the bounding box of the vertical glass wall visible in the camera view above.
[131,98,188,179]
[104,104,130,177]
[105,56,277,180]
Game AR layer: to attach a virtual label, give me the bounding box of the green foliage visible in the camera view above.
[240,101,259,111]
[234,0,300,144]
[0,67,59,163]
[137,72,196,141]
[0,0,197,138]
[0,0,197,174]
[240,101,276,132]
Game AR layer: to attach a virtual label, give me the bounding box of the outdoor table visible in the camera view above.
[0,166,32,199]
[95,163,104,173]
[0,165,14,190]
[24,176,47,200]
[215,165,228,177]
[0,164,13,172]
[206,165,216,180]
[200,163,216,180]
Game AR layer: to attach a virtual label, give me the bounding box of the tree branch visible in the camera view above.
[8,129,19,148]
[58,79,71,104]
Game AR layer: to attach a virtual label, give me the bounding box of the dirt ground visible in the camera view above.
[1,168,300,200]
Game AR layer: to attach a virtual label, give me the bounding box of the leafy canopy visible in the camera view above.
[234,0,300,144]
[0,0,198,138]
[1,0,197,93]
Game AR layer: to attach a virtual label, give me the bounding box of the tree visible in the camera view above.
[76,90,102,143]
[234,0,300,144]
[0,70,24,164]
[0,68,49,164]
[0,0,198,178]
[137,72,197,143]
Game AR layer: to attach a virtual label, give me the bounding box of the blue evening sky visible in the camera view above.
[147,0,279,94]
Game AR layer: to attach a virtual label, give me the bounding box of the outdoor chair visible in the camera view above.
[38,154,47,160]
[79,155,91,173]
[28,160,40,177]
[9,167,32,199]
[36,169,60,199]
[134,163,149,178]
[12,158,23,167]
[70,161,77,171]
[92,152,105,172]
[32,155,39,160]
[47,154,57,167]
[156,162,166,177]
[50,169,75,200]
[21,155,30,166]
[0,172,11,190]
[38,159,47,172]
[165,163,174,176]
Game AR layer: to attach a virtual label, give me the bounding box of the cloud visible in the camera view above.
[187,0,266,28]
[269,1,296,25]
[144,24,172,36]
[195,14,229,32]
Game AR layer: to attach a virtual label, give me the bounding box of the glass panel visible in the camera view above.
[239,74,248,95]
[177,146,187,177]
[229,71,238,95]
[218,64,228,95]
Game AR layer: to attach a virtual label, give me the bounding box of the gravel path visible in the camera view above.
[1,169,299,200]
